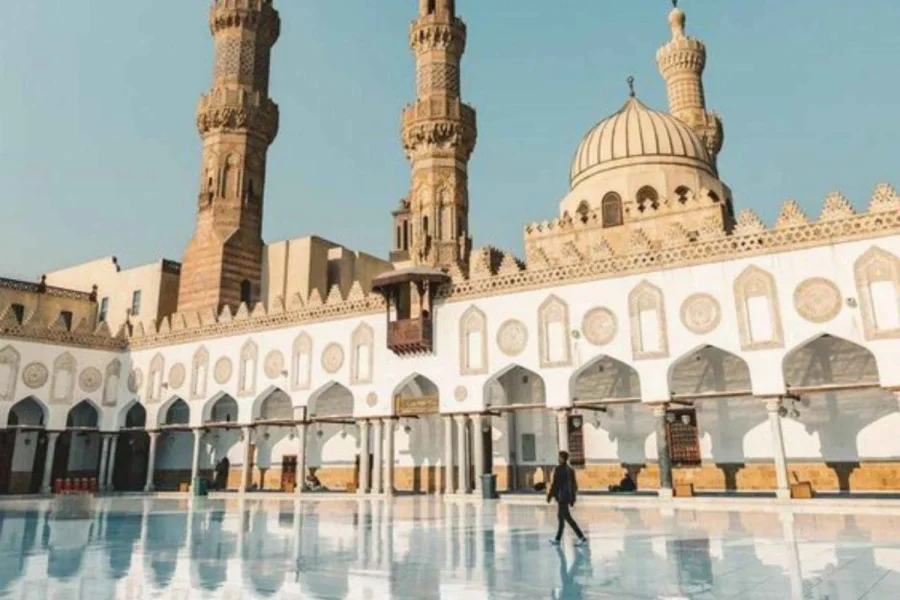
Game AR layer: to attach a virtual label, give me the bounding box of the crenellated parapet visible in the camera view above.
[209,0,280,46]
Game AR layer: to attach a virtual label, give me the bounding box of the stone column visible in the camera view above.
[653,404,673,499]
[444,416,454,494]
[240,426,253,492]
[372,419,384,495]
[40,432,60,494]
[472,414,485,493]
[144,431,159,492]
[190,429,202,493]
[383,418,395,496]
[358,420,370,495]
[97,434,111,491]
[455,414,468,494]
[765,397,791,500]
[555,411,570,454]
[105,434,119,492]
[295,423,308,494]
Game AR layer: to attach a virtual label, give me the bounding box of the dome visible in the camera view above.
[570,96,714,188]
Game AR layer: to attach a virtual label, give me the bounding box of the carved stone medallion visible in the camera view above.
[581,307,617,346]
[322,343,345,374]
[366,392,378,408]
[22,363,49,390]
[264,350,285,379]
[78,367,103,393]
[127,369,143,393]
[680,293,722,335]
[497,320,528,357]
[168,363,186,390]
[214,357,233,384]
[794,278,842,324]
[454,386,468,403]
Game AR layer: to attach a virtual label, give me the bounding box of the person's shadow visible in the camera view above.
[551,546,589,599]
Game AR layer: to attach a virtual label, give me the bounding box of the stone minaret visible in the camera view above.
[178,0,280,314]
[400,0,477,271]
[656,1,724,166]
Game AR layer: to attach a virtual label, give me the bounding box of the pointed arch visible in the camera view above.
[102,359,121,407]
[854,246,900,340]
[160,396,190,427]
[783,334,880,388]
[291,332,313,391]
[459,305,488,375]
[253,386,294,422]
[0,344,20,403]
[203,392,239,424]
[393,373,440,417]
[118,400,147,429]
[238,339,258,397]
[147,353,165,404]
[734,265,784,350]
[628,281,669,360]
[67,399,100,428]
[51,352,77,405]
[191,346,210,400]
[484,364,546,408]
[9,396,47,427]
[570,354,641,403]
[308,382,354,419]
[668,345,752,396]
[538,295,572,368]
[350,323,375,385]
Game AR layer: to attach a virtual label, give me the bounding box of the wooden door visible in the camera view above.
[281,456,297,492]
[0,431,16,493]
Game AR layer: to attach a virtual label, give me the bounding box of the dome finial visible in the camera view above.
[627,76,635,98]
[669,0,686,39]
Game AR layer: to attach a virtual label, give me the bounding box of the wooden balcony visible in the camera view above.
[387,317,433,355]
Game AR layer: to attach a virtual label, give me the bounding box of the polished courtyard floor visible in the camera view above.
[1,495,900,599]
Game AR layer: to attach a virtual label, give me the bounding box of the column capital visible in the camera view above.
[761,396,784,414]
[650,403,669,418]
[453,413,468,423]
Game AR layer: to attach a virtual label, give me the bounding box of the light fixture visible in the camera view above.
[403,419,412,434]
[316,427,324,439]
[340,426,347,439]
[593,416,602,428]
[481,417,491,433]
[24,437,32,447]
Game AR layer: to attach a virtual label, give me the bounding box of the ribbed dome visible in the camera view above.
[570,96,713,188]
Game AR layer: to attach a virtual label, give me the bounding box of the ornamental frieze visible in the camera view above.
[196,100,279,144]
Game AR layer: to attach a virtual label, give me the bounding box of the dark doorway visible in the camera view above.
[281,455,297,492]
[29,432,48,494]
[50,433,72,485]
[482,427,493,476]
[0,431,15,493]
[112,432,150,491]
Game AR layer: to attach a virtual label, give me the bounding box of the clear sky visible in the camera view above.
[1,1,898,281]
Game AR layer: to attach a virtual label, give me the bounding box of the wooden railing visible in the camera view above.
[387,317,433,355]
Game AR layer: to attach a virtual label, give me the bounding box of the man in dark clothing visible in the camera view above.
[547,450,588,547]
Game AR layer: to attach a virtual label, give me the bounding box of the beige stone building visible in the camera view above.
[0,0,899,502]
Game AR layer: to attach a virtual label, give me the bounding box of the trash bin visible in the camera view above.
[192,477,208,497]
[481,474,498,500]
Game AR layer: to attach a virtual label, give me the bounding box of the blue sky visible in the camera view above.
[1,1,898,280]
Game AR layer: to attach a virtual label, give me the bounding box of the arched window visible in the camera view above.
[675,186,691,205]
[576,201,591,225]
[423,216,429,236]
[708,191,721,204]
[636,186,659,212]
[601,193,623,228]
[240,280,252,306]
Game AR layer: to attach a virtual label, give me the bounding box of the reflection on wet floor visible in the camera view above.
[1,496,900,599]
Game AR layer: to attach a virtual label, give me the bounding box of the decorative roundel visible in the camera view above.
[581,307,618,346]
[366,392,378,408]
[680,293,722,335]
[454,386,468,403]
[322,343,345,374]
[497,320,528,357]
[168,363,186,390]
[214,357,233,384]
[78,367,103,393]
[264,350,285,379]
[127,369,143,393]
[22,363,49,390]
[794,278,842,324]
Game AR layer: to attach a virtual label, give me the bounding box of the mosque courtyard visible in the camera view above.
[0,495,899,599]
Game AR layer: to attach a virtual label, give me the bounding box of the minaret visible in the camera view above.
[656,1,724,166]
[399,0,477,271]
[178,0,280,314]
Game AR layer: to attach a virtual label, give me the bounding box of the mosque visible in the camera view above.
[0,0,898,501]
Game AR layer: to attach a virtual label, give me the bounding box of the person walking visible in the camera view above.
[547,450,588,547]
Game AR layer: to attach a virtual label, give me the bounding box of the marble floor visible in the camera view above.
[0,495,899,599]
